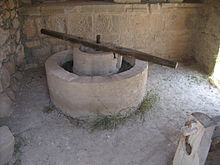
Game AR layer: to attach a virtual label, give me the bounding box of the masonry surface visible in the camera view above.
[19,2,203,68]
[0,0,24,117]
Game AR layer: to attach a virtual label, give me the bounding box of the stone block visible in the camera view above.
[168,0,184,2]
[2,10,10,20]
[0,93,13,117]
[14,72,23,81]
[93,15,114,34]
[35,17,46,37]
[164,11,190,31]
[8,40,17,54]
[0,49,7,62]
[114,0,141,3]
[10,10,16,19]
[4,56,16,75]
[0,28,9,47]
[6,87,16,101]
[12,18,20,29]
[16,30,21,44]
[10,77,20,92]
[52,44,67,54]
[21,0,32,4]
[66,14,92,37]
[6,0,15,9]
[16,44,25,66]
[32,43,51,65]
[45,16,66,33]
[0,126,14,165]
[1,66,11,90]
[25,40,41,48]
[23,18,37,38]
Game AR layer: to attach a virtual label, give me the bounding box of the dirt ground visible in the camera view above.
[0,62,220,165]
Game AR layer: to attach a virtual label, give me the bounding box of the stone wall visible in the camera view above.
[19,2,203,68]
[0,0,24,117]
[193,0,220,73]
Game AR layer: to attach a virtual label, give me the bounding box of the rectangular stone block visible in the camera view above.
[114,0,141,3]
[66,14,92,38]
[0,126,14,165]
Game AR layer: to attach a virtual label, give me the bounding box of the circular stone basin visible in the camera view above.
[45,50,148,117]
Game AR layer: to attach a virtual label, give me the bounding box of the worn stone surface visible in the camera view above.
[193,0,220,73]
[32,43,51,65]
[20,2,203,67]
[45,16,66,33]
[0,0,23,108]
[0,93,13,117]
[23,18,36,39]
[4,56,16,75]
[114,0,141,3]
[1,66,11,90]
[66,14,92,38]
[6,87,16,101]
[0,28,9,46]
[16,44,25,65]
[25,40,41,48]
[46,50,148,117]
[0,126,14,165]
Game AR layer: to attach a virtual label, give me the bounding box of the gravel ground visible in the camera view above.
[0,62,220,165]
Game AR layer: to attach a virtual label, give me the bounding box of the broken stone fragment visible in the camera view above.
[0,126,15,165]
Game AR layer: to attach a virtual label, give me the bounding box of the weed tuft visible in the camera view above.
[91,92,159,131]
[43,104,55,114]
[13,136,25,165]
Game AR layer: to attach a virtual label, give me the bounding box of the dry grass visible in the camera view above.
[91,92,159,131]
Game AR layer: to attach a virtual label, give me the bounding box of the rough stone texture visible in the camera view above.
[45,50,148,117]
[0,93,13,117]
[0,0,24,117]
[1,66,11,90]
[23,18,37,39]
[16,44,25,65]
[0,28,9,46]
[0,126,14,165]
[19,2,203,67]
[193,0,220,74]
[114,0,141,4]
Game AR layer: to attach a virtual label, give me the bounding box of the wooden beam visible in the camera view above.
[41,29,178,68]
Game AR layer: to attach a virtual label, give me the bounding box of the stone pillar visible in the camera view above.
[0,126,15,165]
[73,46,122,76]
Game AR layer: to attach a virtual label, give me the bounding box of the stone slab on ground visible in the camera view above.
[0,93,13,117]
[0,126,14,165]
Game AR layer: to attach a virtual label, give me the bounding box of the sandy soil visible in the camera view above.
[0,62,220,165]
